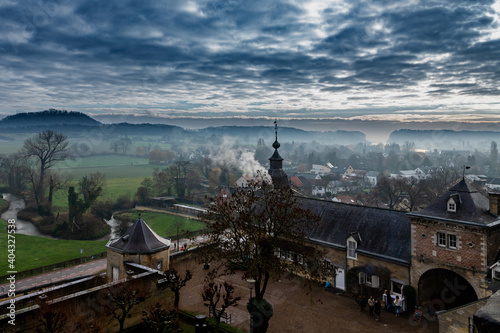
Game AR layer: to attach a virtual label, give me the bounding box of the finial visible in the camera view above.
[462,165,470,178]
[274,119,278,142]
[273,119,280,149]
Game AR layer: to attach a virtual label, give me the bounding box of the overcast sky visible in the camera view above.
[1,0,500,125]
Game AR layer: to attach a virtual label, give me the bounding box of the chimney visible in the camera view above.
[489,192,500,216]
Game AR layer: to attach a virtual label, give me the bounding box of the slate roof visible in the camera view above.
[408,178,499,227]
[106,216,170,253]
[301,197,411,265]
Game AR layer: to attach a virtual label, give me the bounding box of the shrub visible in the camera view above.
[247,298,273,333]
[91,200,114,220]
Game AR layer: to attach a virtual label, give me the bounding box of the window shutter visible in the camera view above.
[358,272,365,284]
[372,275,380,288]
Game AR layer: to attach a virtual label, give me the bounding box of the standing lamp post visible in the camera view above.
[247,279,256,333]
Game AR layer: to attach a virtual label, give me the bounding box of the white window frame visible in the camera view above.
[447,198,456,212]
[437,232,447,247]
[365,273,372,285]
[391,280,404,296]
[347,237,357,260]
[494,270,500,280]
[448,234,457,249]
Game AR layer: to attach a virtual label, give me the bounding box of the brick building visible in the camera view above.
[408,178,500,312]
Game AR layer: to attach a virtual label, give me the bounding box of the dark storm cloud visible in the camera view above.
[0,0,499,119]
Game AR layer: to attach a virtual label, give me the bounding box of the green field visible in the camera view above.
[0,219,107,274]
[51,176,147,212]
[0,209,207,274]
[117,210,206,238]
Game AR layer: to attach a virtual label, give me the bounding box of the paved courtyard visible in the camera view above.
[174,259,438,333]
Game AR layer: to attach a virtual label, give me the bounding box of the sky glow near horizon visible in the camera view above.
[1,0,500,124]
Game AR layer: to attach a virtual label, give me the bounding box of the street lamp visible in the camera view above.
[247,279,255,333]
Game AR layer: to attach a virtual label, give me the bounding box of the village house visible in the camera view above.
[310,164,331,175]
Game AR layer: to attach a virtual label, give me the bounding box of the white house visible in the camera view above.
[311,164,331,175]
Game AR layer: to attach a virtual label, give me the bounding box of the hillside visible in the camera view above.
[0,109,101,127]
[0,110,367,144]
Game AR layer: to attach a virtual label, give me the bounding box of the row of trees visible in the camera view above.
[0,130,108,239]
[369,167,466,211]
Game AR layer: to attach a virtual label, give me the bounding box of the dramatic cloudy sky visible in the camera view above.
[1,0,500,125]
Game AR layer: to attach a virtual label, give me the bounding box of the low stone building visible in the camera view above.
[301,198,411,299]
[106,215,171,281]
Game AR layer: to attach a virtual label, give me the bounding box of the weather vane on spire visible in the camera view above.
[274,119,278,142]
[272,119,280,150]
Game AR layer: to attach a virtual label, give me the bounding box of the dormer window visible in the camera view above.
[447,196,458,212]
[347,237,357,260]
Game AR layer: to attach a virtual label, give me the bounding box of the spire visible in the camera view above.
[268,120,288,188]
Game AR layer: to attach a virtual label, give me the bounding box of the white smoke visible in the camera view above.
[211,138,271,182]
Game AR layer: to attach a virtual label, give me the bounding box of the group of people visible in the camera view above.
[360,290,403,322]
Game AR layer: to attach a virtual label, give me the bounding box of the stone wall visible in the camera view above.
[0,270,175,332]
[438,297,489,333]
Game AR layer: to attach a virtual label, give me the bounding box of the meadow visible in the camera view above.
[0,219,108,274]
[116,210,206,238]
[0,148,208,274]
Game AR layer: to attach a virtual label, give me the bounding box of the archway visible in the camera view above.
[418,268,477,312]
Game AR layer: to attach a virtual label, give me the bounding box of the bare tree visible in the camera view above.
[374,177,405,210]
[200,177,322,301]
[102,284,145,333]
[22,130,70,206]
[202,271,240,333]
[142,302,181,333]
[161,268,193,309]
[0,153,30,195]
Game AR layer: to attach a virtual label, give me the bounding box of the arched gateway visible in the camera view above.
[418,268,478,312]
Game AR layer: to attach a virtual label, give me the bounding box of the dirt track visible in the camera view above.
[174,259,438,333]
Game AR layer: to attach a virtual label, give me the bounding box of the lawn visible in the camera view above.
[0,219,107,274]
[116,210,206,238]
[51,176,147,212]
[0,208,207,274]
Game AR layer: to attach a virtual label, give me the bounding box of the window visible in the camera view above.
[391,280,403,296]
[494,270,500,280]
[156,260,163,271]
[437,232,446,247]
[359,273,380,288]
[448,202,456,211]
[348,240,357,259]
[448,234,457,249]
[437,232,458,249]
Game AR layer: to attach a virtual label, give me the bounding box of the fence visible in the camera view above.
[0,251,107,283]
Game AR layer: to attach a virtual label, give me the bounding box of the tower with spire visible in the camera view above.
[268,120,289,188]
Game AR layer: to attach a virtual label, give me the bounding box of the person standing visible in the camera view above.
[368,295,375,316]
[394,295,401,317]
[374,299,381,321]
[384,289,392,312]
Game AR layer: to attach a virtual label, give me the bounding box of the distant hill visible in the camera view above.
[388,129,500,150]
[0,110,366,144]
[196,126,367,145]
[0,109,101,127]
